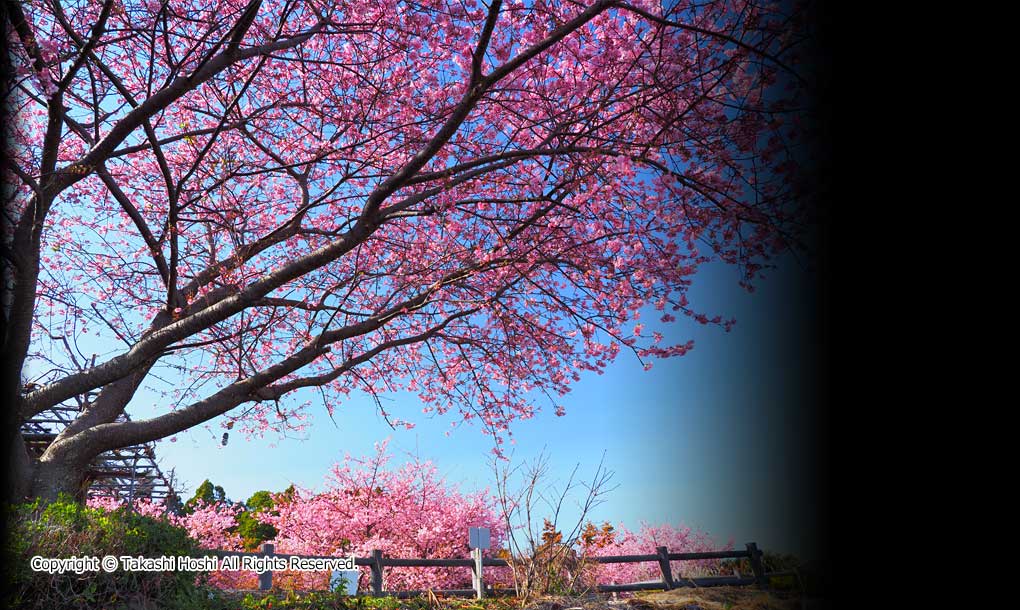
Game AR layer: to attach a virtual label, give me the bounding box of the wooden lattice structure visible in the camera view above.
[21,404,180,504]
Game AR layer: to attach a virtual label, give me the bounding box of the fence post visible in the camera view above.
[655,546,674,590]
[746,542,767,589]
[471,547,485,599]
[258,543,275,591]
[371,549,384,596]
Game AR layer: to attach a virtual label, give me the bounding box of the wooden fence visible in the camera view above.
[209,542,768,598]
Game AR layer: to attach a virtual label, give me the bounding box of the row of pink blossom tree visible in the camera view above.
[88,443,725,591]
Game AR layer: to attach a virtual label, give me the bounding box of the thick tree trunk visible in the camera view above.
[29,457,89,503]
[5,358,154,505]
[6,431,91,504]
[5,431,34,502]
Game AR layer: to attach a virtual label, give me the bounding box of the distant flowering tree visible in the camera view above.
[266,441,506,590]
[3,0,816,501]
[586,522,728,583]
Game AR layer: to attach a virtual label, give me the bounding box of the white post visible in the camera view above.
[470,548,477,595]
[469,526,490,599]
[472,547,484,599]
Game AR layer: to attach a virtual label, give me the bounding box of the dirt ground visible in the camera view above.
[521,587,808,610]
[630,587,805,610]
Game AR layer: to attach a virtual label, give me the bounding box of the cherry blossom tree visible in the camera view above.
[265,440,506,590]
[2,0,816,501]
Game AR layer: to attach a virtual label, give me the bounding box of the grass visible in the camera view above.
[202,586,814,610]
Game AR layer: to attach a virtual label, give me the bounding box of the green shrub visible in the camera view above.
[3,494,207,609]
[234,506,279,552]
[235,590,353,609]
[719,550,802,576]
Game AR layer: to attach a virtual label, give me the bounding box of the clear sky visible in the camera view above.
[142,253,825,560]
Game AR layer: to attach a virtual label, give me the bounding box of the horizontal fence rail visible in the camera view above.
[207,541,769,597]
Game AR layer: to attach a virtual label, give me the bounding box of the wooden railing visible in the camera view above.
[592,543,767,591]
[209,542,768,597]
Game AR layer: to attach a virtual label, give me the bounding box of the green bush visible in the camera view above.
[3,495,208,609]
[232,590,354,610]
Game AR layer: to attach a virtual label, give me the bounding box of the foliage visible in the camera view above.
[247,490,278,513]
[235,490,281,551]
[184,479,230,514]
[236,508,280,552]
[3,495,205,609]
[226,590,352,610]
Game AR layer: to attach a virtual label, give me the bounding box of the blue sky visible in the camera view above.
[147,253,823,559]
